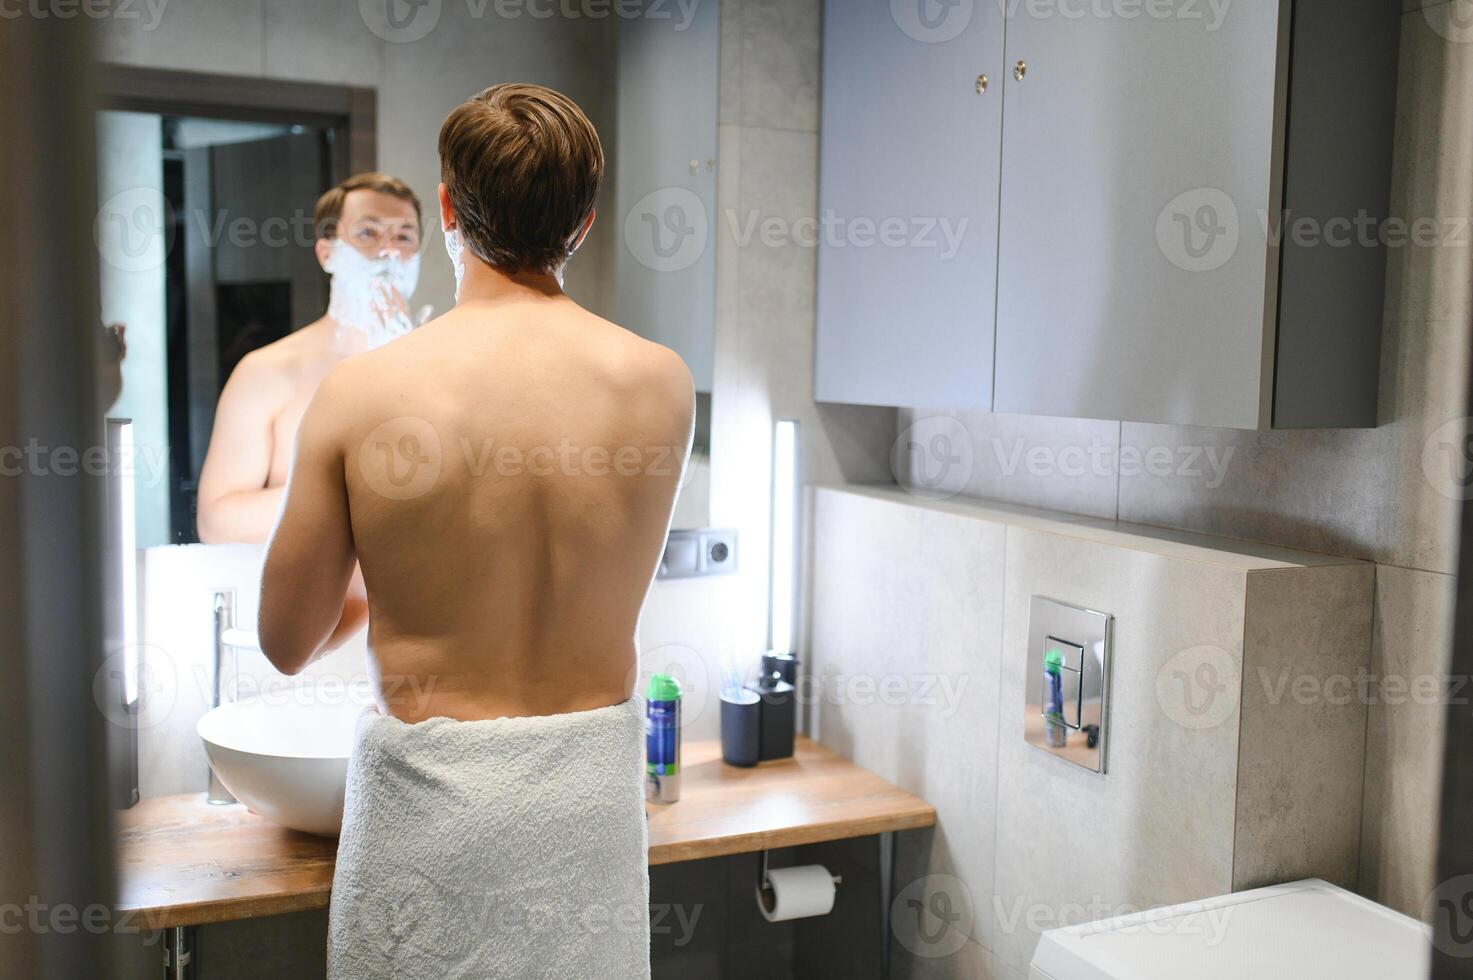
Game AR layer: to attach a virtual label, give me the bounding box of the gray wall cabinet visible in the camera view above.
[816,0,1399,430]
[814,0,1005,410]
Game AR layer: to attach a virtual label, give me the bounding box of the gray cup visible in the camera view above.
[720,690,761,767]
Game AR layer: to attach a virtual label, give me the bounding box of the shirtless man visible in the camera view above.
[195,172,424,545]
[257,85,694,722]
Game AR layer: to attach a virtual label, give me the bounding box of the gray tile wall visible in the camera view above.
[812,486,1379,979]
[705,0,897,666]
[897,2,1472,923]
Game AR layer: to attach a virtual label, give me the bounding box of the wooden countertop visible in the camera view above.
[117,736,935,929]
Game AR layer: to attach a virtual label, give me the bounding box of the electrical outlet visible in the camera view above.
[659,528,738,580]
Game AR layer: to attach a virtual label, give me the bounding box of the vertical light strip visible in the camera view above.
[112,419,139,706]
[769,419,799,656]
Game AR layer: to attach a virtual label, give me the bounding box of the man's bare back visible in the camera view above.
[259,84,690,723]
[259,285,694,721]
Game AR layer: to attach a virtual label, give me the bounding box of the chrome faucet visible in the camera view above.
[207,589,238,804]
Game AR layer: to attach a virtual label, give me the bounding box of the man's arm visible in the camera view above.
[258,372,359,676]
[196,353,288,544]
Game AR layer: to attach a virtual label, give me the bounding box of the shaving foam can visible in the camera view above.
[645,673,682,804]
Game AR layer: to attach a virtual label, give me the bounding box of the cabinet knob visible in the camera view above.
[975,73,989,95]
[1013,60,1027,82]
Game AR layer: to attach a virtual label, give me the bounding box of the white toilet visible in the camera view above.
[1030,879,1431,980]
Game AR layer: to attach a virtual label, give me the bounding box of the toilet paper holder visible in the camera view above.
[760,849,841,890]
[755,850,842,922]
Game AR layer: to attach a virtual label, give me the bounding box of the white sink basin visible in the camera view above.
[197,696,367,836]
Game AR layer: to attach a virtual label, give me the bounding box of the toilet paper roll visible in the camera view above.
[756,864,839,923]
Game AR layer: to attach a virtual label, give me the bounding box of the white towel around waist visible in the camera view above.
[327,697,650,980]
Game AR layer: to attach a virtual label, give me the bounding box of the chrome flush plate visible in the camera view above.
[1024,596,1113,774]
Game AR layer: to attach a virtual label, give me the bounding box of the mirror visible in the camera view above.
[97,109,347,545]
[95,19,719,549]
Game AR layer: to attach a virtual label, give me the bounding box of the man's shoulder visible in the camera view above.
[632,341,695,406]
[581,313,693,394]
[604,334,696,441]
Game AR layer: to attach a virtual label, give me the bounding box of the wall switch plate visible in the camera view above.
[659,528,738,580]
[1024,596,1112,774]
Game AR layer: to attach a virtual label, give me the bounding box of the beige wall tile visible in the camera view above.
[812,488,1005,968]
[1116,422,1403,566]
[95,0,266,75]
[813,488,1379,971]
[735,0,821,132]
[1383,4,1473,328]
[892,933,1019,980]
[897,410,1124,520]
[263,0,384,87]
[1233,563,1376,891]
[1360,564,1455,919]
[718,0,744,125]
[991,525,1248,973]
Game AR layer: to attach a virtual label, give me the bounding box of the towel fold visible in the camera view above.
[328,697,650,979]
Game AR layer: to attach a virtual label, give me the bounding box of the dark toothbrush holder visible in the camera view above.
[747,652,798,762]
[751,678,796,761]
[721,690,762,767]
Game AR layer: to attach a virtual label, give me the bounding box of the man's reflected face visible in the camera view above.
[334,188,422,260]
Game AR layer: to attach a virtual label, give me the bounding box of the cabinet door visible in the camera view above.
[815,0,1004,409]
[993,5,1286,429]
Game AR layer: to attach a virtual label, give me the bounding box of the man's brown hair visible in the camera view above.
[438,83,604,273]
[313,172,423,240]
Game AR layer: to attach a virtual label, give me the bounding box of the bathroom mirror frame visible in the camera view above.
[96,65,377,545]
[98,64,377,176]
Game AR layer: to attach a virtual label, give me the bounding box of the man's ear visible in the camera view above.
[569,209,596,255]
[315,237,335,272]
[438,183,456,232]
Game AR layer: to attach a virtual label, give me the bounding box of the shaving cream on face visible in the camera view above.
[324,239,422,349]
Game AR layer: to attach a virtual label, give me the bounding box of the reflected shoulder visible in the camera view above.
[221,344,295,407]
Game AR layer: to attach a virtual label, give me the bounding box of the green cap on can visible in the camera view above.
[647,673,682,701]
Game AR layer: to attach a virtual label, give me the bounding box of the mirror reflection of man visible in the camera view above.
[196,173,424,544]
